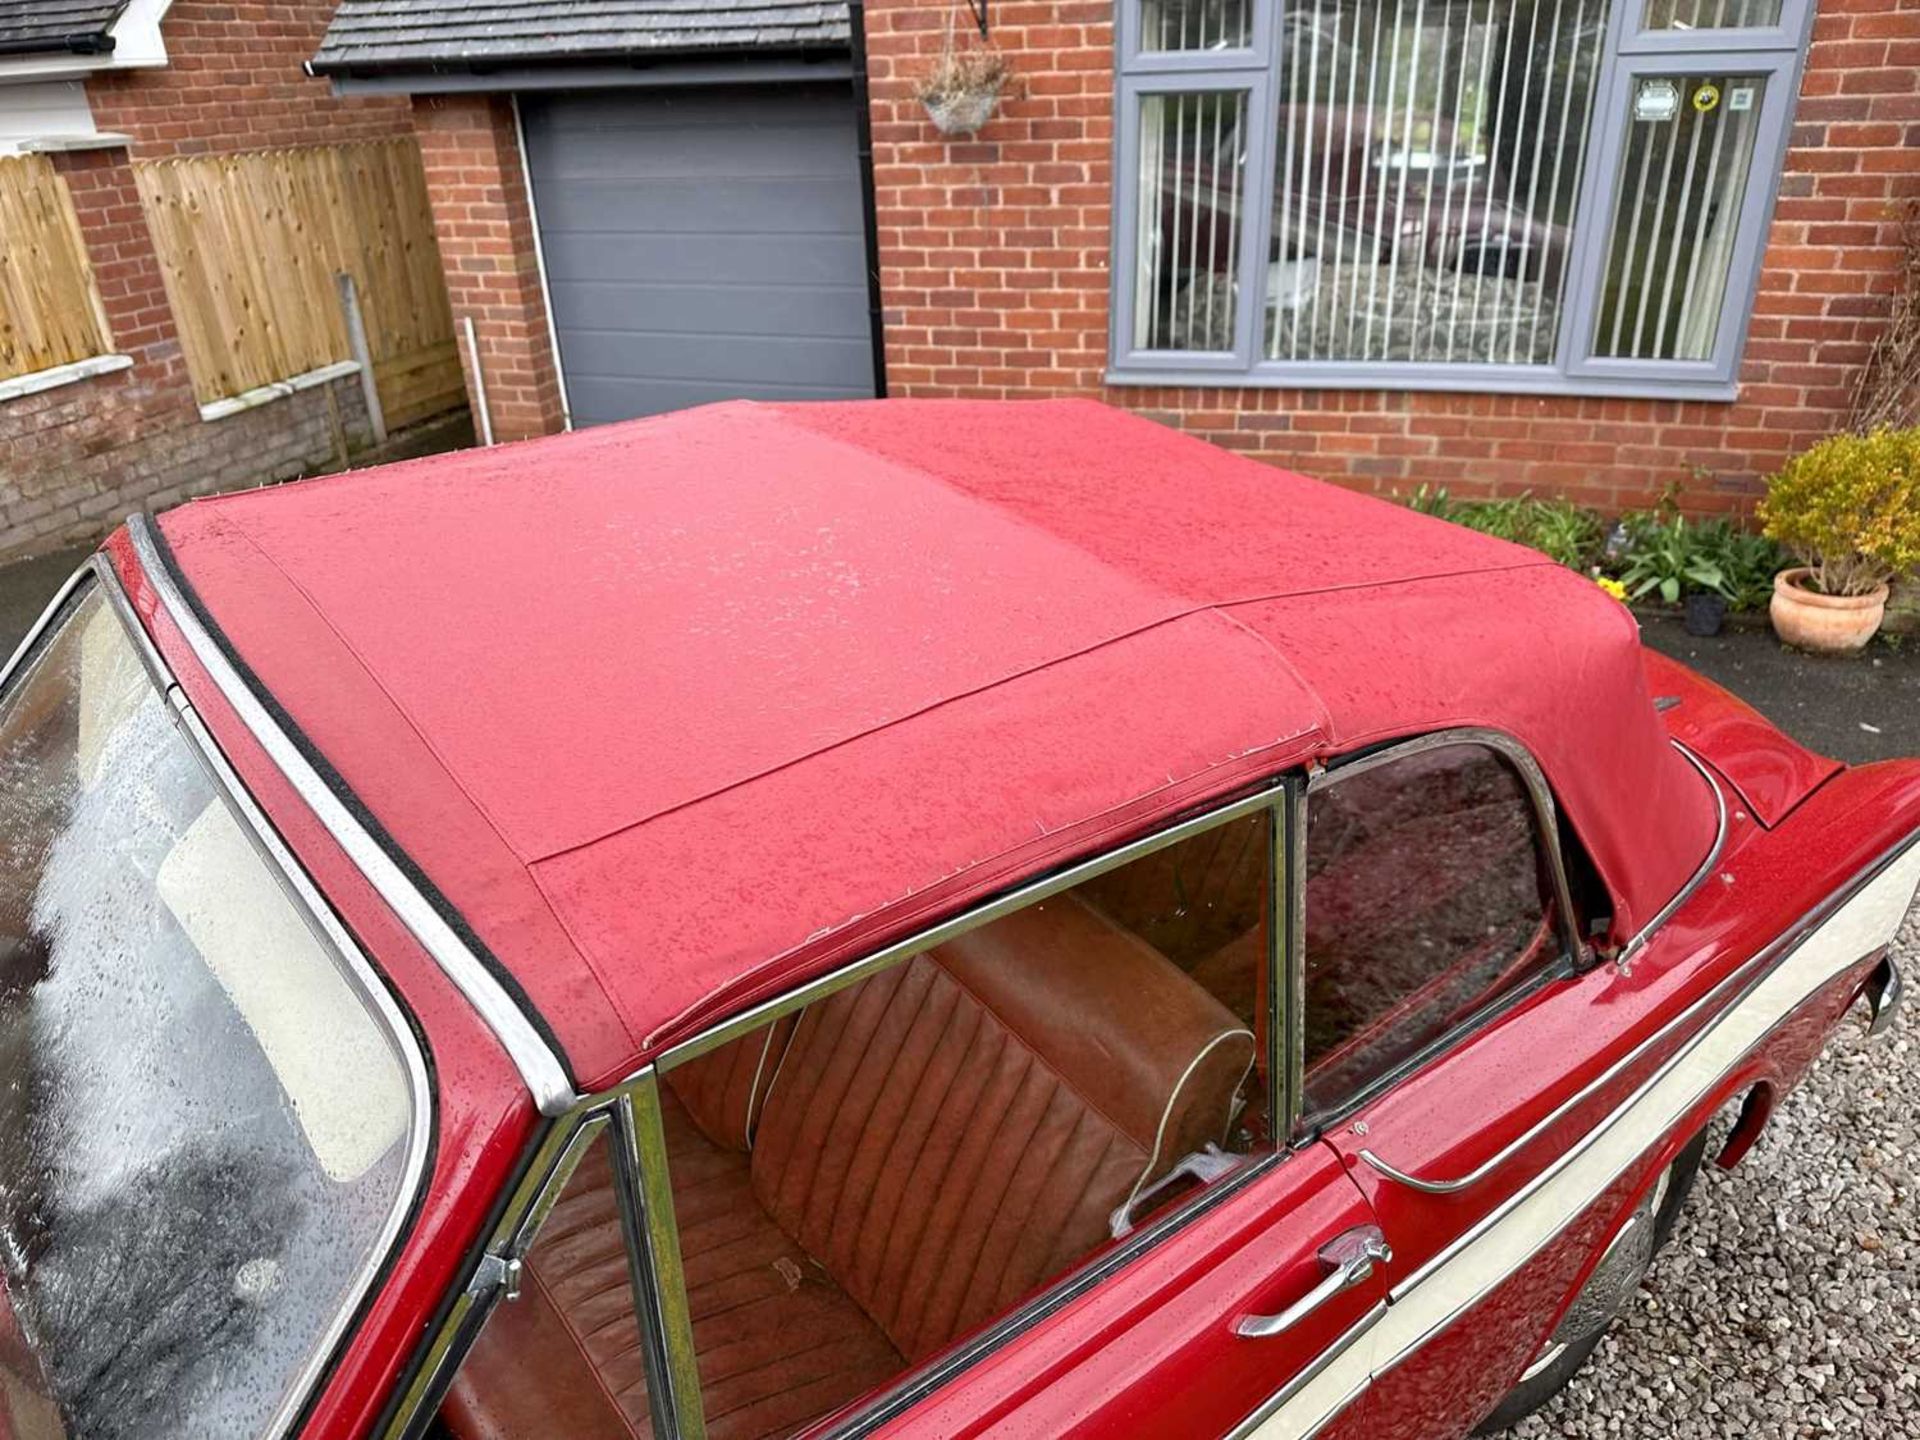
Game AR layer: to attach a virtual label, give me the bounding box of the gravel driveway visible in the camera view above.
[1513,900,1920,1439]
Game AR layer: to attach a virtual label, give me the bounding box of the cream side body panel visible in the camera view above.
[1247,841,1920,1440]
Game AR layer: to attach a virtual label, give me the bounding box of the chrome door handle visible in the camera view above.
[1234,1225,1390,1339]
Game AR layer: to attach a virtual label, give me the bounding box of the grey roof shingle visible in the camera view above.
[0,1,127,57]
[312,1,850,74]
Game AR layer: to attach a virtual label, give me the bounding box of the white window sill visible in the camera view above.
[0,353,133,404]
[199,360,360,422]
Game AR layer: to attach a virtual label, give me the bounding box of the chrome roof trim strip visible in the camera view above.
[1617,740,1728,965]
[127,514,578,1115]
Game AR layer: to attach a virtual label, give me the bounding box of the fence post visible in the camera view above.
[336,270,388,446]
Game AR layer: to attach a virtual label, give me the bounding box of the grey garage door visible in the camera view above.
[522,87,876,426]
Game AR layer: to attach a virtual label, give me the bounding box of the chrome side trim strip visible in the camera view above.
[1390,829,1920,1309]
[1373,841,1920,1390]
[126,514,578,1115]
[1357,747,1730,1194]
[1240,832,1920,1439]
[1617,740,1728,965]
[1224,1300,1383,1440]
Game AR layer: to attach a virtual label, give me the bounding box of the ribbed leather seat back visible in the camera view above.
[749,896,1254,1362]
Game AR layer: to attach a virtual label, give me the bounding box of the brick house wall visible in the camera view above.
[410,94,567,444]
[0,1,411,562]
[858,0,1920,516]
[87,1,408,157]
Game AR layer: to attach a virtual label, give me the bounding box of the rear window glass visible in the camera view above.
[0,584,425,1439]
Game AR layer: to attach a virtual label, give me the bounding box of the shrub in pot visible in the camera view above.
[1759,428,1920,654]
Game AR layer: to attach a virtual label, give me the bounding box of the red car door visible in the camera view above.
[870,1139,1387,1439]
[1278,732,1631,1439]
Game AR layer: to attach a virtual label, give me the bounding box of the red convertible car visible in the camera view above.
[0,400,1912,1440]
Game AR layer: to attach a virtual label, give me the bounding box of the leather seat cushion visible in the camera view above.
[442,1086,903,1440]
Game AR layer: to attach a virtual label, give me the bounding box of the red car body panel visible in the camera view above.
[1643,647,1841,825]
[62,400,1915,1439]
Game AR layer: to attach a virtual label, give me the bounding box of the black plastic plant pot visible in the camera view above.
[1684,592,1728,637]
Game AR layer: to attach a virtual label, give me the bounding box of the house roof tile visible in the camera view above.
[0,1,127,57]
[312,1,849,74]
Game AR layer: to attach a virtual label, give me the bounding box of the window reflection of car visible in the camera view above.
[2,401,1915,1440]
[1155,105,1569,297]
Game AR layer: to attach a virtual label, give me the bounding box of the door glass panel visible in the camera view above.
[1301,744,1560,1123]
[627,812,1274,1438]
[1135,91,1250,351]
[1142,0,1255,51]
[1591,73,1767,361]
[1264,0,1612,365]
[1641,0,1783,29]
[435,1127,656,1438]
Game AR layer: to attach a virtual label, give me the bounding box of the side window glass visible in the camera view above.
[1300,743,1562,1124]
[435,1126,656,1439]
[558,811,1272,1440]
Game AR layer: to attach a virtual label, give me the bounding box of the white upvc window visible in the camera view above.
[1110,0,1812,399]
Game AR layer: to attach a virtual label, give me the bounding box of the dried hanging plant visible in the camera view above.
[915,11,1012,137]
[1849,201,1920,434]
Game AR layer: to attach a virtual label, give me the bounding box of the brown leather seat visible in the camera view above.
[444,895,1253,1440]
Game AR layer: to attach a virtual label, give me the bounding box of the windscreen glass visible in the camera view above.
[0,584,422,1439]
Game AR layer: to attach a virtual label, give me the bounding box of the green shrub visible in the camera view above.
[1399,488,1604,569]
[1759,428,1920,596]
[1615,514,1727,605]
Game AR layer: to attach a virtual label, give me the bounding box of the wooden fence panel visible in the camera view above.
[0,155,111,383]
[134,140,463,425]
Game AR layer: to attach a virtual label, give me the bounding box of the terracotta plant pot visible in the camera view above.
[1769,567,1889,654]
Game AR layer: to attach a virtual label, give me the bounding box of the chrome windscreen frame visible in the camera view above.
[125,514,579,1116]
[1,555,437,1439]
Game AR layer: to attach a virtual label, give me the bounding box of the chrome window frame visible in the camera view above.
[0,557,436,1440]
[388,774,1307,1440]
[654,775,1304,1440]
[1291,727,1588,1136]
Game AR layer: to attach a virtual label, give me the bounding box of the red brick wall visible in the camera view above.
[411,94,566,443]
[0,149,372,561]
[862,0,1920,516]
[86,1,408,157]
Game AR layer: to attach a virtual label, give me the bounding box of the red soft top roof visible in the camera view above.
[156,399,1716,1090]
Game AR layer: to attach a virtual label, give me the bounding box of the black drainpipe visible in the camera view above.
[848,0,889,398]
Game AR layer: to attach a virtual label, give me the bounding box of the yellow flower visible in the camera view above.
[1595,576,1628,601]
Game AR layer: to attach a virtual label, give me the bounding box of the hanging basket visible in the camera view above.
[922,85,1002,137]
